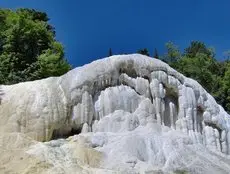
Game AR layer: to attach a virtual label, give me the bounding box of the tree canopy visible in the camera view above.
[137,48,150,56]
[162,41,230,113]
[135,42,230,112]
[153,48,159,58]
[0,8,71,85]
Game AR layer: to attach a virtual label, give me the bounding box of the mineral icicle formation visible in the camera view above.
[1,54,230,174]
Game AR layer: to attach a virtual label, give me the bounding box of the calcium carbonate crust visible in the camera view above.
[1,54,230,174]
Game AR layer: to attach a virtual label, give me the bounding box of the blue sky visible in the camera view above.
[1,0,230,67]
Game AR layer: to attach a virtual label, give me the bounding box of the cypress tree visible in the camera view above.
[109,48,113,56]
[153,48,159,58]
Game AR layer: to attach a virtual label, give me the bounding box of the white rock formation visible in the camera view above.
[1,54,230,174]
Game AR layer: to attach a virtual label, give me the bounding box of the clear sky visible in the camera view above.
[1,0,230,67]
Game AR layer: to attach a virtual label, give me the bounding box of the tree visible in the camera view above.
[153,48,159,58]
[109,48,112,56]
[221,62,230,112]
[160,40,230,113]
[168,41,228,112]
[0,8,71,85]
[162,41,181,63]
[37,42,70,78]
[184,41,213,58]
[174,53,216,92]
[137,48,149,56]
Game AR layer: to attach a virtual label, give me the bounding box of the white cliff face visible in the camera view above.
[1,54,230,174]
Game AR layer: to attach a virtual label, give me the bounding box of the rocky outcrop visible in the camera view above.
[1,54,230,174]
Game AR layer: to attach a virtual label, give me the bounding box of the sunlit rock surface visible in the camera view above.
[1,54,230,174]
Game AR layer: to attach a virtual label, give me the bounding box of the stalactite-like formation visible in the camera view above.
[1,54,230,155]
[64,69,230,154]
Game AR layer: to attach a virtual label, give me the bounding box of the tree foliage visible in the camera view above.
[153,48,159,58]
[184,41,214,58]
[161,40,230,113]
[221,62,230,111]
[137,48,150,56]
[109,48,112,56]
[0,8,71,84]
[161,41,181,63]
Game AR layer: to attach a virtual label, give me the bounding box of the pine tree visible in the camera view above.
[137,48,149,56]
[153,48,159,58]
[109,48,112,56]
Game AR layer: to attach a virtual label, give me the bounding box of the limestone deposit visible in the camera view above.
[1,54,230,174]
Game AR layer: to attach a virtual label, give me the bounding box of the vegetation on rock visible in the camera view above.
[162,41,230,113]
[136,41,230,113]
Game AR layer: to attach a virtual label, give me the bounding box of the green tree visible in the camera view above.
[162,41,181,63]
[221,62,230,111]
[37,41,70,78]
[137,48,150,56]
[174,53,216,92]
[0,8,70,84]
[109,48,112,56]
[184,41,214,58]
[153,48,159,58]
[169,41,228,112]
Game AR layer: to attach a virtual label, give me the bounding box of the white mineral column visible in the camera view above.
[161,99,165,125]
[155,97,161,124]
[81,122,89,133]
[150,79,160,99]
[226,131,230,154]
[73,104,81,125]
[186,108,193,131]
[82,91,94,126]
[193,108,197,132]
[214,129,221,152]
[181,117,188,133]
[204,126,216,150]
[92,120,98,132]
[159,83,165,98]
[221,130,227,154]
[177,86,186,130]
[169,102,176,129]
